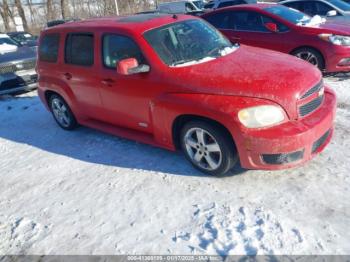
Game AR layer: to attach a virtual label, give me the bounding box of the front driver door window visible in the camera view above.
[99,34,152,131]
[230,11,289,52]
[300,1,318,16]
[315,2,333,15]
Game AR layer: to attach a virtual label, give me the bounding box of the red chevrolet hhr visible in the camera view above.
[37,14,336,176]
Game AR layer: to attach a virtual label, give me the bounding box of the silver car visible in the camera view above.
[0,35,37,95]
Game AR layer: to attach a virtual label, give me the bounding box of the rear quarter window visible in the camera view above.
[39,33,60,63]
[204,12,232,29]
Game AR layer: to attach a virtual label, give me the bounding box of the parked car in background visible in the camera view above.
[204,0,257,10]
[37,13,335,175]
[0,34,37,95]
[7,31,38,47]
[157,0,205,15]
[0,34,18,53]
[202,4,350,72]
[280,0,350,17]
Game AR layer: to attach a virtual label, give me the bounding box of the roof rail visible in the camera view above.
[46,19,80,28]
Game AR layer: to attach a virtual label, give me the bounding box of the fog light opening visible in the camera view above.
[338,58,350,66]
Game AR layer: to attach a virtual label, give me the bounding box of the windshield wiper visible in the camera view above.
[171,59,194,66]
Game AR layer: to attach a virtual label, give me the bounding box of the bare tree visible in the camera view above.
[26,0,35,24]
[46,0,54,21]
[14,0,29,31]
[0,0,11,31]
[60,0,68,19]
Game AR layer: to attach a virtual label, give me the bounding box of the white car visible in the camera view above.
[204,0,257,9]
[157,0,204,14]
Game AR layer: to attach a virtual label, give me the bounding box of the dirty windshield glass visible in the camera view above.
[264,6,312,25]
[144,19,235,67]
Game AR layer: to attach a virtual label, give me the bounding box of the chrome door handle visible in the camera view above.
[101,78,115,86]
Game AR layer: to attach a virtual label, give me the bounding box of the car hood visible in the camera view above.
[0,46,37,64]
[0,43,18,54]
[167,45,322,119]
[316,19,350,35]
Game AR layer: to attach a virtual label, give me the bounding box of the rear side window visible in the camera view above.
[204,12,232,29]
[65,33,94,66]
[39,34,60,63]
[102,34,146,68]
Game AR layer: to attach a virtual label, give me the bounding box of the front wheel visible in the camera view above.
[49,94,78,130]
[180,121,237,176]
[292,48,325,71]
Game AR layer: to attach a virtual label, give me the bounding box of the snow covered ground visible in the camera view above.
[0,74,349,255]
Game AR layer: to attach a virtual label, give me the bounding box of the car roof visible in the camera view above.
[44,13,195,34]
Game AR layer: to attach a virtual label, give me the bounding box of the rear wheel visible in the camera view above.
[49,94,77,130]
[292,47,325,71]
[180,120,237,176]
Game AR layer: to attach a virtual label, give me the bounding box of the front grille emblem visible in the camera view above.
[318,87,324,97]
[16,64,24,70]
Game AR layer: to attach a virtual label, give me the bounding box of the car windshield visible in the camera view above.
[0,36,19,46]
[11,33,36,43]
[264,5,313,25]
[328,0,350,11]
[144,19,236,67]
[193,0,204,9]
[204,2,215,8]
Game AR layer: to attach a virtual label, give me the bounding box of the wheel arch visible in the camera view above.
[289,45,326,69]
[172,114,237,152]
[44,90,60,109]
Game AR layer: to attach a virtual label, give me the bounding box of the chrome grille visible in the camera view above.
[301,80,323,99]
[0,64,16,74]
[299,94,324,117]
[0,60,36,74]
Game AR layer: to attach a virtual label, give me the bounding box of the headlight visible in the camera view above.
[319,34,350,46]
[238,105,285,128]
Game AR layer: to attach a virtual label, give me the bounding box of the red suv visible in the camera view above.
[202,4,350,72]
[37,14,336,176]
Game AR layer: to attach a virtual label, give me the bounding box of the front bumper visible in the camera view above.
[234,88,336,170]
[0,69,37,95]
[325,45,350,73]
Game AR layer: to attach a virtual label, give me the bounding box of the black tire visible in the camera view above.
[180,120,237,176]
[291,47,325,71]
[49,94,78,130]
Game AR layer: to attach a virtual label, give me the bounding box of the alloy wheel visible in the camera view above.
[295,51,319,67]
[51,98,71,128]
[184,127,222,171]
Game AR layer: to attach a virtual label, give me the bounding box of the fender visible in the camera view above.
[150,92,284,153]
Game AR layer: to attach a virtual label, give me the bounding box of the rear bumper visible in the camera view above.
[234,88,336,170]
[325,45,350,73]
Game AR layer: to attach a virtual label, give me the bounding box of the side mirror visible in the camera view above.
[264,22,278,33]
[117,58,150,75]
[326,10,337,17]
